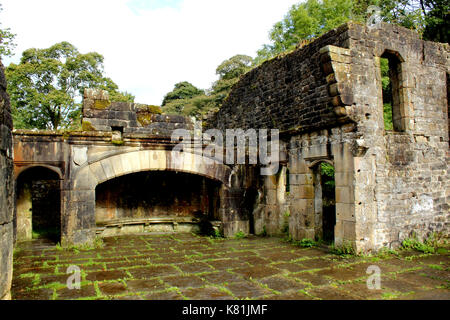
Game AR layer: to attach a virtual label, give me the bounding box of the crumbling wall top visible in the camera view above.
[81,88,193,135]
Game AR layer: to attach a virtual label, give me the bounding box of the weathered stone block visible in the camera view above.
[89,161,107,185]
[0,60,13,300]
[0,223,13,300]
[336,203,355,222]
[335,172,354,187]
[335,186,354,204]
[289,173,313,186]
[290,199,314,215]
[100,158,116,181]
[223,221,250,237]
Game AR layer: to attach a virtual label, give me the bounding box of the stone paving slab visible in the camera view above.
[306,285,360,300]
[11,234,450,300]
[181,286,233,300]
[199,271,243,285]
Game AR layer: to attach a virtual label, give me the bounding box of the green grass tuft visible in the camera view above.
[234,231,246,240]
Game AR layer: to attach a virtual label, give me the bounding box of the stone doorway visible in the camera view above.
[243,187,259,234]
[313,162,336,244]
[15,167,61,243]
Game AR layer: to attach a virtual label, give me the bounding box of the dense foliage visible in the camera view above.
[0,4,16,58]
[420,0,449,43]
[162,55,253,118]
[255,0,448,65]
[161,81,204,107]
[6,42,134,130]
[254,0,355,65]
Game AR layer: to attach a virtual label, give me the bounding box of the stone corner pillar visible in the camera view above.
[61,163,98,247]
[61,187,97,247]
[219,184,249,237]
[0,59,14,300]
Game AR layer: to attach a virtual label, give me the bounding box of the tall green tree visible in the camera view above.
[161,81,204,107]
[161,81,207,116]
[255,0,354,65]
[6,42,134,130]
[162,55,254,118]
[0,4,16,58]
[211,55,253,105]
[377,0,426,31]
[255,0,447,65]
[358,0,448,38]
[421,0,449,43]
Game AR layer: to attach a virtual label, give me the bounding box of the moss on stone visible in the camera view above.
[137,113,153,126]
[111,140,124,146]
[81,121,96,131]
[62,131,71,140]
[93,99,111,110]
[136,105,162,126]
[136,104,162,114]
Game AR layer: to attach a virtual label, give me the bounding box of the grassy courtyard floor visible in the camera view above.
[11,233,450,300]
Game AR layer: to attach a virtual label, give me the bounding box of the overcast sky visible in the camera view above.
[1,0,299,105]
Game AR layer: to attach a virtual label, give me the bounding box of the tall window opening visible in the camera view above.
[380,51,404,132]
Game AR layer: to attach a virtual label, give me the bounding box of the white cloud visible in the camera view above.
[1,0,298,104]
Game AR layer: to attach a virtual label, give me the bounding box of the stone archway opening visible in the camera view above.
[313,162,336,244]
[16,166,61,243]
[94,170,222,236]
[243,187,259,235]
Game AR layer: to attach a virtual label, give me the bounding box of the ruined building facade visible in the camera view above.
[208,22,449,251]
[2,23,449,298]
[14,89,235,246]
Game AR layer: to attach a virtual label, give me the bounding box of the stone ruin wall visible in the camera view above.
[12,90,235,245]
[0,59,14,300]
[208,22,449,252]
[6,22,449,256]
[209,24,354,242]
[81,88,193,136]
[338,22,449,250]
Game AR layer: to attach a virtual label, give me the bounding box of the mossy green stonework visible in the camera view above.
[93,99,111,110]
[81,121,96,131]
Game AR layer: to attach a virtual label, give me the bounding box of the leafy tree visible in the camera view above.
[211,55,253,105]
[163,94,217,118]
[421,0,449,43]
[162,55,254,118]
[377,0,426,31]
[254,0,354,64]
[215,54,253,81]
[358,0,448,39]
[6,42,133,130]
[161,81,204,106]
[0,4,16,58]
[255,0,448,65]
[379,57,393,130]
[320,162,336,196]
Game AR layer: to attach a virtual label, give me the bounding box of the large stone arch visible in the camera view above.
[15,164,63,180]
[73,150,232,190]
[62,150,233,245]
[15,166,62,242]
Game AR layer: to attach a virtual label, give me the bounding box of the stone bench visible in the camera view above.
[95,217,222,237]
